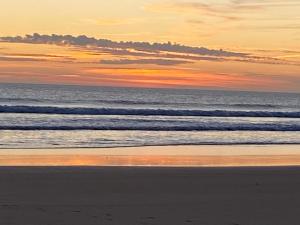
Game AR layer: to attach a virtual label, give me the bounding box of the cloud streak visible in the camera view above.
[232,0,300,7]
[0,33,247,58]
[145,1,264,20]
[146,0,300,23]
[0,56,46,62]
[99,58,192,65]
[0,33,298,66]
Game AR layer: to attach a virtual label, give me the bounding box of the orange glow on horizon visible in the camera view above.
[0,24,300,92]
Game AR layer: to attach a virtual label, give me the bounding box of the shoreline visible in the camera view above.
[1,142,300,149]
[1,144,300,167]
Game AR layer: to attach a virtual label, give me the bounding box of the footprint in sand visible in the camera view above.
[105,213,113,221]
[139,216,156,225]
[1,204,19,209]
[147,217,155,220]
[36,207,47,212]
[72,210,81,213]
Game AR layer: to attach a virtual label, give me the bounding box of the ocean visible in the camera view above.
[0,83,300,148]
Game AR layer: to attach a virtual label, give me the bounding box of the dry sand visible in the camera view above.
[0,166,300,225]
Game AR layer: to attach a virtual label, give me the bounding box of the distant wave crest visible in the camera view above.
[1,124,300,131]
[0,105,300,118]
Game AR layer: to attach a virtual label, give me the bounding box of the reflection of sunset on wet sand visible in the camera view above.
[1,145,300,167]
[2,155,300,167]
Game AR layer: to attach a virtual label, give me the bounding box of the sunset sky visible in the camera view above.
[0,0,299,92]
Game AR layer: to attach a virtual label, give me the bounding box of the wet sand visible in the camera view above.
[1,166,300,225]
[1,145,300,167]
[1,145,300,225]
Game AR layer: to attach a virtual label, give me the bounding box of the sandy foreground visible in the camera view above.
[1,145,300,225]
[0,166,300,225]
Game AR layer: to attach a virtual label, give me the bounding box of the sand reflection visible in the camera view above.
[1,145,300,167]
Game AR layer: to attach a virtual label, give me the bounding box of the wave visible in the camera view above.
[1,98,294,109]
[1,124,300,131]
[93,101,283,108]
[0,105,300,118]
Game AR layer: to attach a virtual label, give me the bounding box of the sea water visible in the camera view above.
[0,83,300,148]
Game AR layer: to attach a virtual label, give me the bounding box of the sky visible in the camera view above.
[0,0,299,92]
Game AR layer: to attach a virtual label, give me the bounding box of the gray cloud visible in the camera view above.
[1,33,298,67]
[87,47,224,62]
[94,47,299,66]
[0,33,248,58]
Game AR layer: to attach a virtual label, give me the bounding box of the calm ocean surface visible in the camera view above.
[0,83,300,148]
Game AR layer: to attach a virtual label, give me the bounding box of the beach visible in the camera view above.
[1,166,300,225]
[1,145,300,225]
[1,1,300,223]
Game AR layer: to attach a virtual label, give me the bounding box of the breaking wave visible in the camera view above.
[0,105,300,118]
[1,124,300,131]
